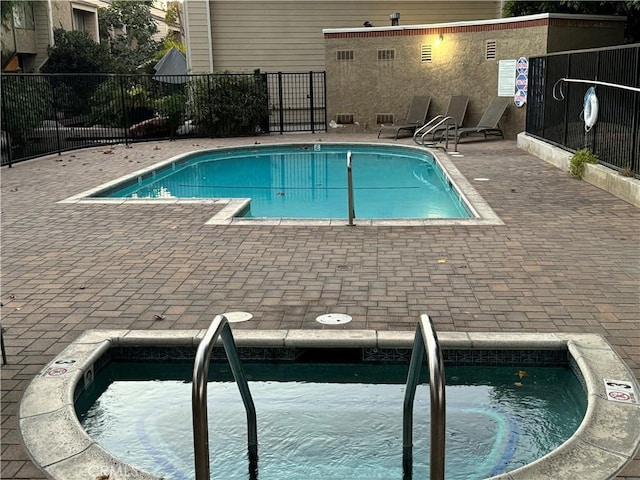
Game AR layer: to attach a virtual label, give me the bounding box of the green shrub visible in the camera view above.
[1,75,53,144]
[190,74,268,137]
[154,92,186,136]
[569,148,599,180]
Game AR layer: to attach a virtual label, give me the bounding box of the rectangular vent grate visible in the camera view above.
[377,49,395,61]
[336,114,354,124]
[336,50,354,61]
[376,113,394,124]
[485,40,497,60]
[421,44,432,62]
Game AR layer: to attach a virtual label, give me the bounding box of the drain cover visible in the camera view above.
[223,311,253,323]
[316,313,352,325]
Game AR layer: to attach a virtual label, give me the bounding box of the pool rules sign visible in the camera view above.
[604,379,637,404]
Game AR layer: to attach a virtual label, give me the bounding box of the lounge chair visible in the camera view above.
[451,97,510,141]
[378,96,431,139]
[414,95,469,143]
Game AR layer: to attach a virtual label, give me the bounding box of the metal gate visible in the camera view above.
[266,72,327,134]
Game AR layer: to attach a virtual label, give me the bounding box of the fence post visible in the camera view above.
[632,48,639,175]
[562,55,570,147]
[259,71,270,134]
[207,75,214,138]
[278,72,284,134]
[309,71,315,133]
[1,78,12,167]
[49,76,62,156]
[119,76,130,147]
[322,71,327,132]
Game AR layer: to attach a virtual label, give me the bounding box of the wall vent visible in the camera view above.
[337,50,354,61]
[485,40,497,60]
[376,113,394,124]
[336,114,354,124]
[420,44,432,63]
[377,49,395,61]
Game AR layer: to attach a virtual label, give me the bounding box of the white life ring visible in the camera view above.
[583,87,598,132]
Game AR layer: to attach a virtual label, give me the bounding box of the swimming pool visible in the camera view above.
[77,361,586,480]
[87,144,473,220]
[19,330,640,480]
[58,142,504,226]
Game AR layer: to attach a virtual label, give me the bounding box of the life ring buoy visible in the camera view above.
[583,87,598,132]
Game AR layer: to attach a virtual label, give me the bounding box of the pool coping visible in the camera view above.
[19,330,640,480]
[57,142,504,227]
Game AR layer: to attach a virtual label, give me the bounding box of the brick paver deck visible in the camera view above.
[1,133,639,479]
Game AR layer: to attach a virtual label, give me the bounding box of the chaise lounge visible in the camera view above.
[378,96,431,139]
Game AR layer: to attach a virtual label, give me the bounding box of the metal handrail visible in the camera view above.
[347,150,355,226]
[402,314,446,479]
[413,116,459,152]
[192,314,258,480]
[413,115,445,144]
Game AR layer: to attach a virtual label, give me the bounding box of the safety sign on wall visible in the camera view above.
[498,59,517,97]
[514,57,528,107]
[604,379,637,404]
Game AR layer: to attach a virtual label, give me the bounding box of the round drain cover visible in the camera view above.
[316,313,352,325]
[223,311,253,323]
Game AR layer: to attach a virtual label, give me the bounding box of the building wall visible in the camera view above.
[546,17,625,53]
[185,0,502,73]
[183,0,212,72]
[324,15,626,139]
[30,1,51,70]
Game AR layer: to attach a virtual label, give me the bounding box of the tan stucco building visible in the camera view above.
[182,1,503,73]
[323,13,626,139]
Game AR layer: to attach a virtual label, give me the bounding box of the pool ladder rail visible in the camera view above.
[403,314,447,480]
[192,314,258,480]
[413,115,459,153]
[192,313,445,480]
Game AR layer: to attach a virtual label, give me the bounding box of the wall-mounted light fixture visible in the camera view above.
[390,12,400,26]
[435,33,444,46]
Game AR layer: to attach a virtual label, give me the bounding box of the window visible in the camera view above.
[421,45,432,63]
[12,3,35,29]
[485,40,497,60]
[377,49,395,61]
[336,50,354,61]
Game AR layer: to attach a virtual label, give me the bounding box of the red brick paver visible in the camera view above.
[1,134,639,479]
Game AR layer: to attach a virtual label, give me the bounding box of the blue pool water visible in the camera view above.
[97,144,472,219]
[77,363,586,480]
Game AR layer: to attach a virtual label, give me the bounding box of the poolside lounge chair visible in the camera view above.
[378,96,431,139]
[451,97,510,141]
[415,95,469,143]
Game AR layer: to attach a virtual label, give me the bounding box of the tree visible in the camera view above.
[0,0,21,27]
[40,28,115,73]
[502,1,640,43]
[98,0,161,73]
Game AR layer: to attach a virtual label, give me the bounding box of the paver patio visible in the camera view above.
[1,133,638,479]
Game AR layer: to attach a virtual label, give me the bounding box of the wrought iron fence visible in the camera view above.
[0,72,326,166]
[526,44,639,178]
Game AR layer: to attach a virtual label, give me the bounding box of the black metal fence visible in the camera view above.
[526,44,640,177]
[0,72,326,166]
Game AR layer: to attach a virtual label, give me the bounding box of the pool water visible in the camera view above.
[77,362,586,480]
[97,145,471,219]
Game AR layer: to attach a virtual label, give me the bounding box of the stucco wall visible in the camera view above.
[325,15,626,140]
[546,19,626,53]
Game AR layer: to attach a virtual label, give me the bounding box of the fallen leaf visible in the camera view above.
[438,258,448,264]
[514,382,523,387]
[153,314,166,321]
